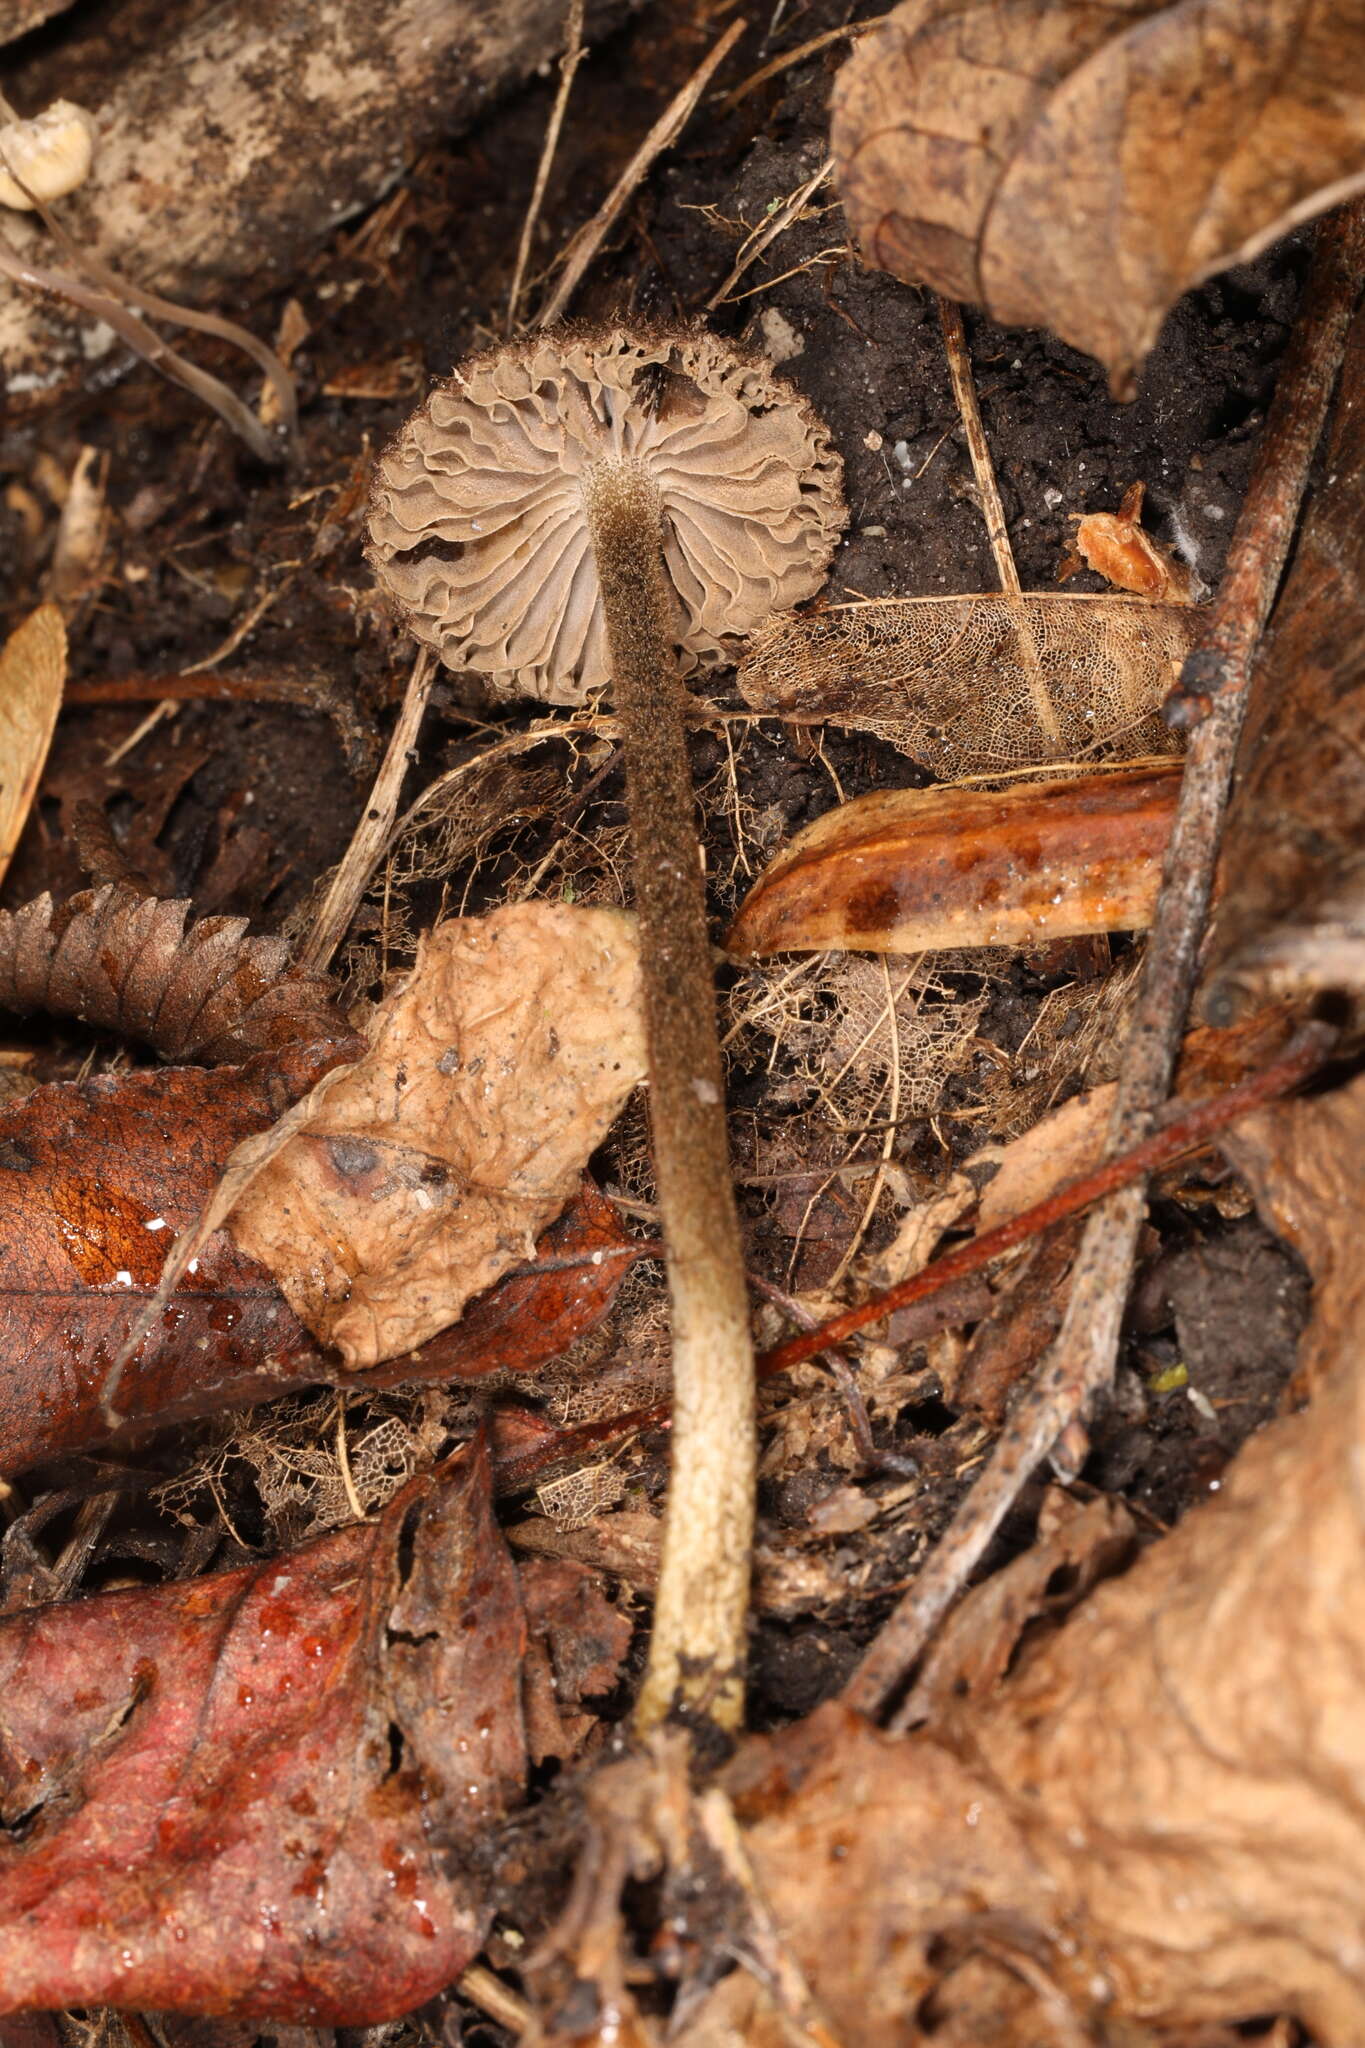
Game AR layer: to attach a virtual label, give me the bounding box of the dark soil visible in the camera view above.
[0,0,1317,1997]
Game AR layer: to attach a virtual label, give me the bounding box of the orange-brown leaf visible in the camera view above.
[726,766,1181,957]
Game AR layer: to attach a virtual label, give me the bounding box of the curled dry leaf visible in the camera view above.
[726,765,1181,957]
[1205,293,1365,1015]
[0,1438,527,2022]
[0,1027,632,1473]
[738,593,1195,775]
[0,883,348,1064]
[1059,481,1199,602]
[231,902,647,1367]
[0,605,64,888]
[831,0,1365,394]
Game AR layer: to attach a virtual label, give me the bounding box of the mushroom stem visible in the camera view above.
[584,458,755,1735]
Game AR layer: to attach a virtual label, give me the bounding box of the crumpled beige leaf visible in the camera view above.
[230,903,646,1367]
[831,0,1365,394]
[0,604,64,887]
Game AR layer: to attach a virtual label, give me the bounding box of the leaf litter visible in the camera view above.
[1,3,1361,2040]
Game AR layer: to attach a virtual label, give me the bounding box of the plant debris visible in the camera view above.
[0,1437,525,2021]
[230,902,646,1366]
[832,0,1365,393]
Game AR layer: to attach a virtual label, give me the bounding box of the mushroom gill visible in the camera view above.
[365,325,845,704]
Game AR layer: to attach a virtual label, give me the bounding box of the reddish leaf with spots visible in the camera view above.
[0,1437,525,2021]
[0,1037,633,1475]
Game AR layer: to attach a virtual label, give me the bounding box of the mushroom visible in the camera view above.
[0,98,96,210]
[368,324,845,1732]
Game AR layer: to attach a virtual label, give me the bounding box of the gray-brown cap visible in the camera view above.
[365,325,846,705]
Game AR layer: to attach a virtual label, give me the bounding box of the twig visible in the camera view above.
[843,203,1365,1726]
[937,294,1058,745]
[457,1964,534,2036]
[536,18,748,327]
[718,19,876,110]
[705,157,833,310]
[298,646,436,974]
[507,0,587,334]
[490,1024,1331,1496]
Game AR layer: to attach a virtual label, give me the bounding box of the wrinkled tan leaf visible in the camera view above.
[0,605,64,887]
[231,903,646,1367]
[832,0,1365,393]
[738,593,1195,774]
[726,766,1180,957]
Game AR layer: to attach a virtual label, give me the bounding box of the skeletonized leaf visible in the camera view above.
[0,606,65,887]
[832,0,1365,393]
[739,594,1195,776]
[726,765,1181,956]
[231,902,647,1368]
[0,1439,526,2021]
[0,883,347,1063]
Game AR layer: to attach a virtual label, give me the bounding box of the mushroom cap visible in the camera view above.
[365,325,846,705]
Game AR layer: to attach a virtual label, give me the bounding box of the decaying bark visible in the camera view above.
[0,0,625,395]
[1206,290,1365,1015]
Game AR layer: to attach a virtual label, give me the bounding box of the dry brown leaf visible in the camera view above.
[726,766,1180,957]
[231,902,647,1367]
[831,0,1365,394]
[974,1085,1113,1233]
[1060,481,1200,601]
[0,883,347,1063]
[0,606,64,888]
[738,593,1195,774]
[711,1070,1365,2046]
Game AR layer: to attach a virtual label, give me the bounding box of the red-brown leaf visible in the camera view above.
[0,1437,525,2021]
[0,1036,633,1474]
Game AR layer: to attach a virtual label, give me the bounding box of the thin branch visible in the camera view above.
[705,157,833,310]
[507,0,587,334]
[937,293,1058,744]
[490,1024,1332,1497]
[299,646,436,974]
[536,17,748,327]
[843,201,1365,1726]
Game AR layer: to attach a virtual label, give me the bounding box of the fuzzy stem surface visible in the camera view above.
[585,458,755,1735]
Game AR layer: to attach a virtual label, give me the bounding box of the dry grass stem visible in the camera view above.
[937,293,1058,744]
[705,157,834,309]
[299,646,436,974]
[506,0,587,334]
[536,17,748,326]
[719,19,879,110]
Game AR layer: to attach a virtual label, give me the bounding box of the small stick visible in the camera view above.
[843,203,1365,1726]
[937,294,1060,745]
[718,20,876,111]
[706,157,833,310]
[536,18,747,327]
[299,646,435,974]
[490,1024,1330,1496]
[507,0,587,334]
